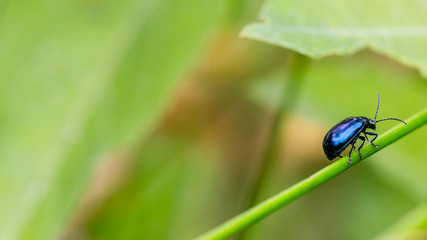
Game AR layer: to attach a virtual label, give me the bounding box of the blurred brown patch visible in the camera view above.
[281,115,326,168]
[62,151,134,240]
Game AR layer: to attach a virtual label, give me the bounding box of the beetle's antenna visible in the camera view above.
[374,93,407,125]
[374,92,380,121]
[376,118,407,125]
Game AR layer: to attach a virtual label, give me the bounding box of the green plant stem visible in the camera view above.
[196,108,427,240]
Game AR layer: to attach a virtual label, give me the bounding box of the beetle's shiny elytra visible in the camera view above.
[322,93,407,163]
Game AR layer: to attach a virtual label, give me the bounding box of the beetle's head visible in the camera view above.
[367,118,376,130]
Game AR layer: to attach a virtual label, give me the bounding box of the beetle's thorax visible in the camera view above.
[356,116,376,130]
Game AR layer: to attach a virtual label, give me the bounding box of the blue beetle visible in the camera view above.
[322,93,407,163]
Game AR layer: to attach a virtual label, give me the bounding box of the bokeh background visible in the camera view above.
[1,0,426,239]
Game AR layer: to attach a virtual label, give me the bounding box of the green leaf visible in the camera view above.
[241,0,427,76]
[0,0,225,239]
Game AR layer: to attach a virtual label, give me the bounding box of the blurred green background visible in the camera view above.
[0,0,426,239]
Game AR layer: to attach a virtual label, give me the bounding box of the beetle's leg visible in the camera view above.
[357,136,366,161]
[348,141,356,164]
[365,132,379,147]
[348,146,353,163]
[338,154,343,158]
